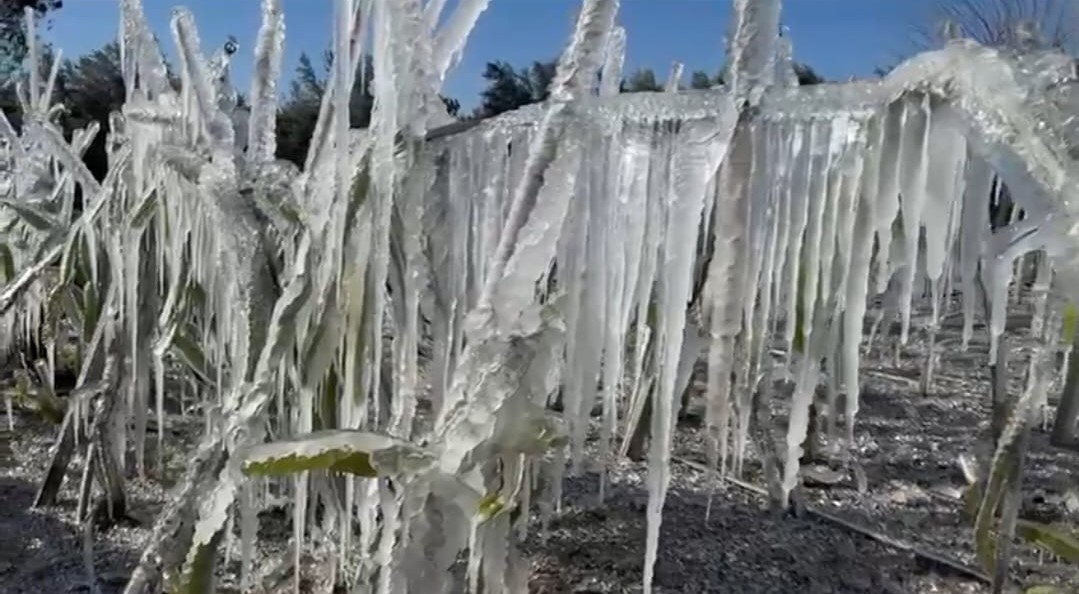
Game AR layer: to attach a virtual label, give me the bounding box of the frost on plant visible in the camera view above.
[5,0,1079,593]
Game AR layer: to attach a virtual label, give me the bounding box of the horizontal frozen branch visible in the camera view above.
[427,39,1079,279]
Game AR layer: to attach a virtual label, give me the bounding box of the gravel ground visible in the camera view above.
[0,298,1077,594]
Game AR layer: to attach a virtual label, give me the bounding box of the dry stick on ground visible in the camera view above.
[672,456,992,584]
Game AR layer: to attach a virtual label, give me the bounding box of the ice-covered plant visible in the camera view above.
[5,0,1079,593]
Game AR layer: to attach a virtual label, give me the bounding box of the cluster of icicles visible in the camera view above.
[4,0,1079,592]
[428,54,1079,594]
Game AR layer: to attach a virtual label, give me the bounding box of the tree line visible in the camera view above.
[0,3,826,182]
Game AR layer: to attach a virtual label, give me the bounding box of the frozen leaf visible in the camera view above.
[1016,519,1079,563]
[241,430,436,477]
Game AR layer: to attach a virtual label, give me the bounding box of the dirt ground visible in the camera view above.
[526,298,1079,593]
[1,298,1077,594]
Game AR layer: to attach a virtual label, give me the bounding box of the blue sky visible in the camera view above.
[42,1,930,108]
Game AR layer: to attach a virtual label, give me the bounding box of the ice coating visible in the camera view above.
[7,0,1079,593]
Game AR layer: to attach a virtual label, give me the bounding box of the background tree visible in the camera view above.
[475,59,556,118]
[275,50,460,165]
[689,70,723,89]
[0,0,62,80]
[475,58,823,121]
[919,0,1075,50]
[0,40,125,181]
[793,62,824,85]
[442,96,461,117]
[275,52,354,166]
[59,42,125,181]
[622,68,663,92]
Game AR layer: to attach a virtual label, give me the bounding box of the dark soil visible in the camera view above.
[524,298,1078,594]
[527,473,976,594]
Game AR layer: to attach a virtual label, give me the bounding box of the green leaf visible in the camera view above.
[1062,303,1078,346]
[0,244,14,282]
[1025,586,1062,594]
[173,327,212,385]
[11,371,65,424]
[1016,519,1079,563]
[974,458,1011,571]
[475,453,529,524]
[240,430,435,478]
[961,482,982,524]
[127,187,160,230]
[493,400,568,456]
[973,394,1033,573]
[477,492,506,522]
[169,523,225,594]
[81,284,99,340]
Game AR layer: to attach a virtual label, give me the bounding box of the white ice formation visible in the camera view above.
[1,0,1078,593]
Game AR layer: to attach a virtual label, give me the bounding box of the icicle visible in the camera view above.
[367,0,406,431]
[922,100,967,285]
[599,27,626,97]
[644,109,738,594]
[873,100,905,294]
[798,116,842,351]
[841,115,881,443]
[831,123,867,317]
[986,250,1014,362]
[779,122,810,356]
[960,158,994,348]
[780,115,860,502]
[554,159,592,471]
[816,125,846,311]
[735,121,774,423]
[621,125,669,456]
[573,147,609,470]
[766,122,795,329]
[896,93,930,343]
[600,122,629,500]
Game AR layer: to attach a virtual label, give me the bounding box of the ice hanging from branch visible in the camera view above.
[11,0,1079,592]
